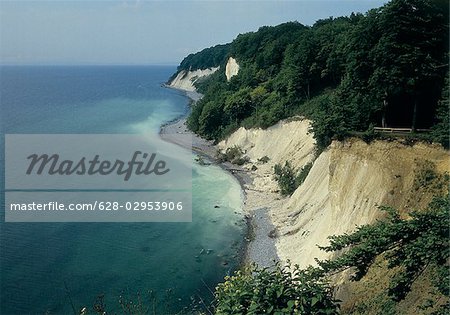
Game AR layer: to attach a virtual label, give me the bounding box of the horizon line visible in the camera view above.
[0,63,180,67]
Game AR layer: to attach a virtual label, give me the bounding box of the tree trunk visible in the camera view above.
[307,82,310,100]
[412,98,418,132]
[303,82,310,100]
[382,99,387,128]
[382,91,388,128]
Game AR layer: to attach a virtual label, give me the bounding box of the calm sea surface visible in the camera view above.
[0,66,245,314]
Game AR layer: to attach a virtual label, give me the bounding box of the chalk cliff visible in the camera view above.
[225,57,239,81]
[168,67,219,91]
[219,119,449,267]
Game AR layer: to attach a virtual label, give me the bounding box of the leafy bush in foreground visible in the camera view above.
[215,263,339,315]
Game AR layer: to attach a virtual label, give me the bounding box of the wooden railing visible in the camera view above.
[374,127,430,133]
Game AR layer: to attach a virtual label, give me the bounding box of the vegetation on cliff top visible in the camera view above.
[176,0,448,149]
[179,44,230,72]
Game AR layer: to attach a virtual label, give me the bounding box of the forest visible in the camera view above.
[173,0,449,150]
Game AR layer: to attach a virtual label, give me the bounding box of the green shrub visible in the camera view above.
[296,162,313,187]
[274,161,313,196]
[215,263,339,315]
[361,124,377,144]
[274,161,297,196]
[225,146,243,161]
[233,156,250,166]
[413,160,449,195]
[258,156,270,164]
[216,146,249,165]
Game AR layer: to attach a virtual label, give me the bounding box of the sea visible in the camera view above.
[0,66,245,314]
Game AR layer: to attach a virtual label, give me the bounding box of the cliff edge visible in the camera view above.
[168,67,219,91]
[219,119,449,268]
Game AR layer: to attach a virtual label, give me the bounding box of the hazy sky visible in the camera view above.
[0,0,386,65]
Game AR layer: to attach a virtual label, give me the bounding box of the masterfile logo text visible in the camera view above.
[5,134,192,222]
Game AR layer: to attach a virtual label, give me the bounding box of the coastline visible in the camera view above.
[160,85,279,267]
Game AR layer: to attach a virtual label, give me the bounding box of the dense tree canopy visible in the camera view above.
[178,44,230,72]
[175,0,448,149]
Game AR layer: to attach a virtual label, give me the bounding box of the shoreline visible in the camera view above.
[160,85,279,267]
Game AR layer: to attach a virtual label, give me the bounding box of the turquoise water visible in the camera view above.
[0,66,245,314]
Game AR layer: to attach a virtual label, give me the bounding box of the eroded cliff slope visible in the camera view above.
[168,67,219,91]
[219,119,449,268]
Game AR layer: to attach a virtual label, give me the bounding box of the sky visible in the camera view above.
[0,0,387,65]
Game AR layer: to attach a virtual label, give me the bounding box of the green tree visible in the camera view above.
[198,100,225,139]
[224,87,253,123]
[177,43,230,72]
[274,161,298,196]
[282,31,318,102]
[368,0,449,130]
[431,72,450,148]
[182,0,449,146]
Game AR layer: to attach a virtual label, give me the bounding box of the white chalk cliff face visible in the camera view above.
[225,57,239,81]
[219,119,449,268]
[169,57,238,91]
[169,67,219,91]
[219,118,315,193]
